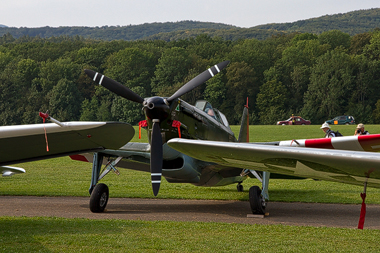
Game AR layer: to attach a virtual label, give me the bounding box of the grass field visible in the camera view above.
[1,217,380,252]
[1,124,380,252]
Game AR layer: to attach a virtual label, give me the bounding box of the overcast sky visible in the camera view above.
[1,0,379,28]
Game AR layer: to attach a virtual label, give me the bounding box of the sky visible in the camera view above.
[1,0,379,28]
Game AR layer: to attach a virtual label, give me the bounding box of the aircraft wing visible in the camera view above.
[275,134,380,152]
[0,121,134,166]
[167,138,380,188]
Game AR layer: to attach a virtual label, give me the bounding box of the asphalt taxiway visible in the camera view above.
[1,196,379,229]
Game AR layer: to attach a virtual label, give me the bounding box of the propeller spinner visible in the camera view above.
[85,61,229,196]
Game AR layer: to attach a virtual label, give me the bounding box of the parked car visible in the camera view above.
[325,115,355,125]
[277,116,311,125]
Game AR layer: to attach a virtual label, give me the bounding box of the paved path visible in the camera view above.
[1,196,379,229]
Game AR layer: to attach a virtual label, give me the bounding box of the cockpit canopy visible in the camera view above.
[195,100,230,128]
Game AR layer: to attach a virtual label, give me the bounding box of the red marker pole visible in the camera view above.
[39,112,50,152]
[245,97,249,142]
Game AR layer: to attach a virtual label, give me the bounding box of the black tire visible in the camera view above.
[249,186,265,214]
[237,184,244,192]
[89,183,109,213]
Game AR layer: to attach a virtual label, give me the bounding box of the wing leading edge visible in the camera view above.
[167,138,380,188]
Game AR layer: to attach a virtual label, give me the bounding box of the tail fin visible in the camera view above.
[238,98,249,142]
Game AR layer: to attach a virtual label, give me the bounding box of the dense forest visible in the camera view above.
[1,8,380,41]
[1,28,380,126]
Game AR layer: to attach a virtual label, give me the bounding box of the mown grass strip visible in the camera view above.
[1,216,379,252]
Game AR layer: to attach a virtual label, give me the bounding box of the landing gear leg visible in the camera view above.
[261,171,270,201]
[358,180,369,229]
[89,152,103,194]
[89,152,109,213]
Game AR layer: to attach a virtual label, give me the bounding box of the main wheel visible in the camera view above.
[89,183,109,213]
[249,186,265,214]
[237,183,244,192]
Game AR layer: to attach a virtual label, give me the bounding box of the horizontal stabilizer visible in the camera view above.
[1,166,25,177]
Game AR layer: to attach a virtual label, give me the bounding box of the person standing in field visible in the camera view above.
[321,122,336,138]
[354,123,370,136]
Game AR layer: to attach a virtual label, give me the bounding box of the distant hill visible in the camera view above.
[141,8,380,41]
[0,24,8,28]
[0,8,379,41]
[143,27,286,41]
[256,8,380,35]
[0,21,236,41]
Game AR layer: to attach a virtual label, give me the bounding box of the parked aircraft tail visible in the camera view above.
[238,98,249,143]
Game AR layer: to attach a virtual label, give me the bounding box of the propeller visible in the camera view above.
[84,61,230,196]
[150,119,163,196]
[167,61,230,102]
[84,69,144,104]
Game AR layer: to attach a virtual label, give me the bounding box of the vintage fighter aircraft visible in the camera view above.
[72,61,261,212]
[0,113,134,171]
[73,60,380,221]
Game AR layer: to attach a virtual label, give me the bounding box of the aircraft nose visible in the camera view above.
[144,97,170,121]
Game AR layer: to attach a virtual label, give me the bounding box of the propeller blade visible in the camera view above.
[84,69,144,104]
[167,61,230,102]
[150,119,163,196]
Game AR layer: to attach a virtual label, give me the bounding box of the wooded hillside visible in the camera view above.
[1,29,380,126]
[256,8,380,35]
[1,8,379,41]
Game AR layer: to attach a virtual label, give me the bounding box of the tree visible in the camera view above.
[0,51,13,71]
[74,47,104,67]
[363,31,380,60]
[228,39,279,87]
[16,58,39,87]
[111,86,146,124]
[264,39,329,114]
[151,47,192,96]
[104,47,156,96]
[0,58,28,125]
[187,34,231,60]
[345,55,380,123]
[318,30,351,50]
[48,78,82,121]
[349,32,372,55]
[302,49,354,123]
[80,97,99,121]
[220,62,257,124]
[39,58,81,93]
[256,79,287,125]
[203,74,226,109]
[372,99,380,123]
